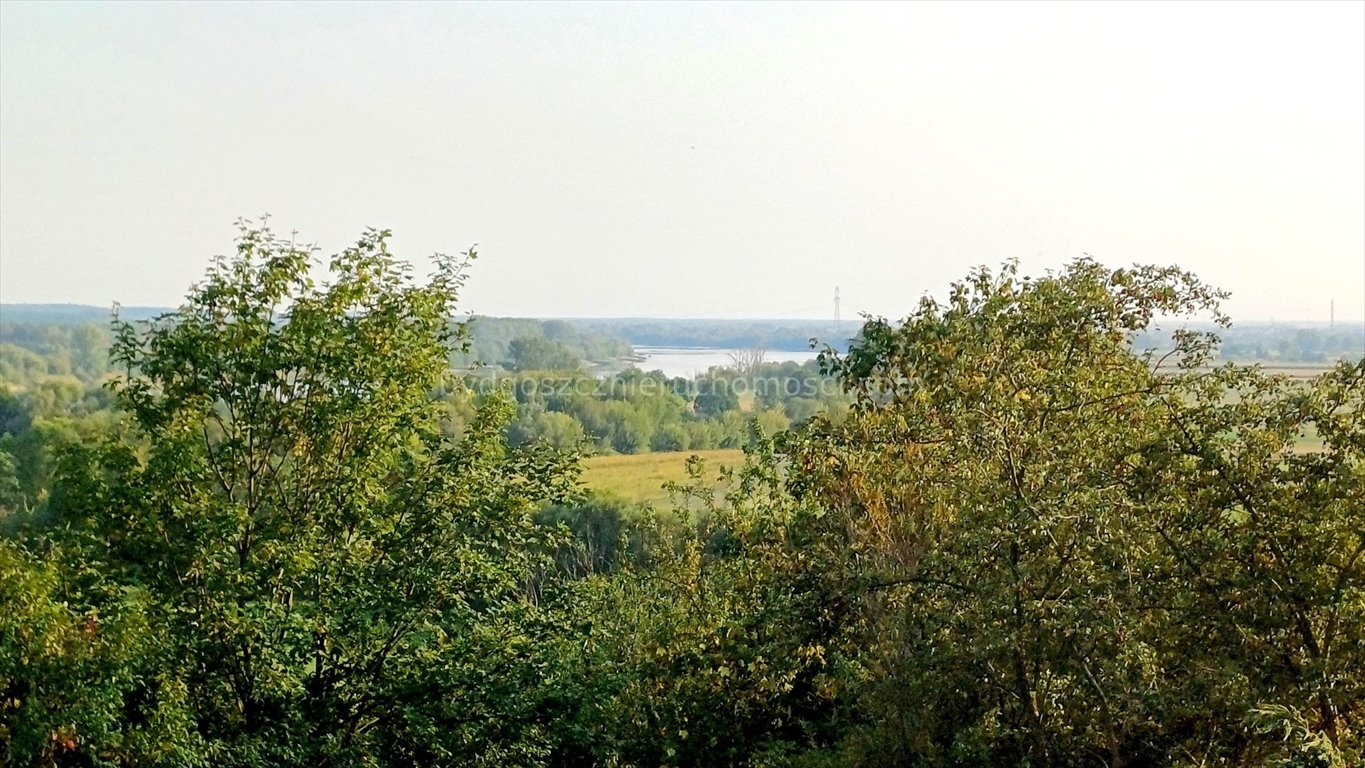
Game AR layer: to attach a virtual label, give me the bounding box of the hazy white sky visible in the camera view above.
[1,1,1362,321]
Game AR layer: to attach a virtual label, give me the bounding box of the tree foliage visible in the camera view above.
[777,259,1363,766]
[3,238,1360,767]
[4,223,578,766]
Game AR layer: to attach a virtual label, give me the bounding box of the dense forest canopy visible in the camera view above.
[1,225,1361,767]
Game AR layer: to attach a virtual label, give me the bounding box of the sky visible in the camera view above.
[1,1,1362,322]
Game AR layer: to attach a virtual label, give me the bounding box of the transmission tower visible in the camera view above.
[834,286,841,335]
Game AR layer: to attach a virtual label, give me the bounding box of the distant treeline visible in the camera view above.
[455,316,634,371]
[1132,321,1365,364]
[0,310,635,387]
[4,306,1362,395]
[570,317,857,353]
[0,304,164,325]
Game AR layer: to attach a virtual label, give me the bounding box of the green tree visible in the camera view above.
[504,335,582,372]
[8,223,578,766]
[0,450,23,517]
[785,259,1362,766]
[555,452,858,767]
[693,374,740,418]
[508,408,587,452]
[534,493,655,579]
[0,539,193,766]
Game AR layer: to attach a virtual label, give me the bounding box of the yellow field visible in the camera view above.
[582,423,1330,503]
[581,449,745,504]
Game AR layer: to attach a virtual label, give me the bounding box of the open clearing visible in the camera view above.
[581,449,745,504]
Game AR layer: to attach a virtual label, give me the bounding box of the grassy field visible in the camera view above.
[582,424,1329,504]
[1241,362,1340,380]
[581,449,745,504]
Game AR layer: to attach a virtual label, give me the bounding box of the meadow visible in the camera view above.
[580,449,744,503]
